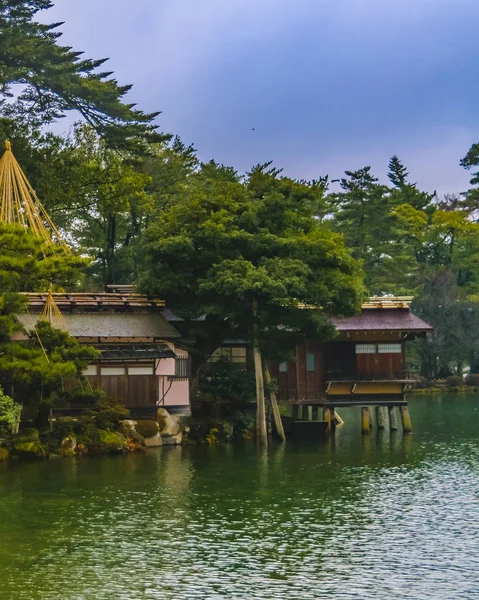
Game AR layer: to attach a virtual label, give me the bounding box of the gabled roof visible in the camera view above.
[23,293,165,310]
[16,313,180,339]
[330,309,432,332]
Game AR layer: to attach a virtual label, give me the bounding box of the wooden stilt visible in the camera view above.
[388,406,398,431]
[307,405,313,421]
[400,406,412,433]
[312,406,319,421]
[264,364,286,441]
[292,404,299,420]
[368,407,374,429]
[323,407,332,432]
[361,407,370,435]
[375,406,385,430]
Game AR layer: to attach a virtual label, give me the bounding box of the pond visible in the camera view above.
[1,395,479,599]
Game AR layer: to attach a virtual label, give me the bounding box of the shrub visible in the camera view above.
[198,358,256,407]
[52,418,75,439]
[135,420,158,438]
[0,387,21,435]
[446,375,464,388]
[466,374,479,387]
[87,396,130,430]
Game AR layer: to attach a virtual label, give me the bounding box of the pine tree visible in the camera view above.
[0,1,164,149]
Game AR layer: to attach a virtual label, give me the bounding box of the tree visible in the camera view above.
[0,223,96,425]
[139,163,364,445]
[0,1,163,148]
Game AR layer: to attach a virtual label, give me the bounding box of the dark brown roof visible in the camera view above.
[16,313,180,339]
[330,309,432,332]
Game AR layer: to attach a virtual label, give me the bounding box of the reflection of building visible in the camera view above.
[16,293,191,416]
[269,298,432,412]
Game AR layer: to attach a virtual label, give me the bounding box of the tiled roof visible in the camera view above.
[16,313,180,339]
[330,309,432,332]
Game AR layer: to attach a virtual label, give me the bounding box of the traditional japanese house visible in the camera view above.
[269,297,432,431]
[15,293,191,416]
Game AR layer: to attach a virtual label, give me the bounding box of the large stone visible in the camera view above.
[156,408,181,436]
[60,434,77,457]
[144,432,163,447]
[161,432,183,446]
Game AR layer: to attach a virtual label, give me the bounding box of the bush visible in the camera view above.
[446,375,464,388]
[135,420,158,438]
[87,396,130,430]
[52,418,75,439]
[198,358,256,406]
[466,374,479,387]
[0,387,21,435]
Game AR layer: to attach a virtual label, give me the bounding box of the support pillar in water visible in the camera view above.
[388,406,398,431]
[292,404,299,420]
[368,407,374,429]
[375,406,385,430]
[312,405,319,421]
[400,406,413,433]
[361,407,370,435]
[323,407,332,432]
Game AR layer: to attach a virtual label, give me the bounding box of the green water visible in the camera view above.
[1,395,479,600]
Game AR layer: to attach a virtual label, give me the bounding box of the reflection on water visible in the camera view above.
[1,395,479,599]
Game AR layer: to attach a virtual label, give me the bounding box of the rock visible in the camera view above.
[12,436,45,458]
[0,447,8,461]
[161,432,183,446]
[121,419,137,432]
[60,435,77,457]
[97,430,128,453]
[143,432,163,447]
[156,408,181,436]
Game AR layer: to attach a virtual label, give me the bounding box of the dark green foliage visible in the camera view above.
[86,396,130,430]
[135,420,158,438]
[0,387,21,434]
[446,376,464,388]
[11,429,45,458]
[465,374,479,387]
[198,359,256,405]
[0,1,163,148]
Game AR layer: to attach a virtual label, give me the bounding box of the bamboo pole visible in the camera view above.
[264,363,286,441]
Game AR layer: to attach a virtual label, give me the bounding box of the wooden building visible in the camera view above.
[269,298,432,430]
[16,293,191,416]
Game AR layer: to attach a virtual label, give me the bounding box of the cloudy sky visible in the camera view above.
[43,0,479,194]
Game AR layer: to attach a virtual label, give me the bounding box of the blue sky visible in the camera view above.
[43,0,479,194]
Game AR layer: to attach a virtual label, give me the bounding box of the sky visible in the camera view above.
[42,0,479,194]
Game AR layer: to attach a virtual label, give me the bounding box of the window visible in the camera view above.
[100,367,125,376]
[208,347,247,364]
[279,361,288,373]
[378,344,402,354]
[355,344,376,354]
[128,366,154,375]
[175,358,191,378]
[306,353,315,372]
[84,365,98,376]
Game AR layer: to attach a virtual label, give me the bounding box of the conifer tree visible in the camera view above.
[0,0,163,148]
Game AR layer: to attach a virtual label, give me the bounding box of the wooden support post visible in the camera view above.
[361,407,370,435]
[264,364,286,441]
[323,407,332,432]
[334,411,344,426]
[400,406,413,434]
[312,406,319,421]
[307,405,313,421]
[375,406,385,430]
[368,407,374,429]
[388,406,398,431]
[292,404,299,420]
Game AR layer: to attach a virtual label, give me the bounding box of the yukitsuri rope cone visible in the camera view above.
[0,140,70,255]
[40,291,68,331]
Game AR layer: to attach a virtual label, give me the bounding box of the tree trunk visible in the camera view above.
[264,363,285,441]
[252,299,267,447]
